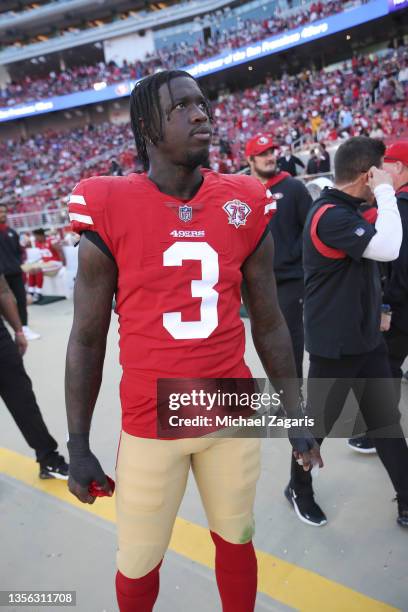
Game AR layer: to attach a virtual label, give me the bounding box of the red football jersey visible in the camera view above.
[69,170,274,437]
[34,237,61,262]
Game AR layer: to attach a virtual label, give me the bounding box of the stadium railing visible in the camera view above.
[302,171,334,182]
[8,209,69,232]
[0,0,235,63]
[0,0,91,27]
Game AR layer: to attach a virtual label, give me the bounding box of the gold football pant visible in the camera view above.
[116,432,261,578]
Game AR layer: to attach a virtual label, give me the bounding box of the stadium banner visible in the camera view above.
[388,0,408,10]
[0,81,133,123]
[0,0,392,123]
[184,0,388,79]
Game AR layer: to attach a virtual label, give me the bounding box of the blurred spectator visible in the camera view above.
[370,121,385,139]
[109,159,123,176]
[311,110,322,140]
[306,144,331,175]
[23,229,65,303]
[339,107,353,132]
[306,147,321,175]
[318,143,331,173]
[277,146,306,176]
[398,61,408,84]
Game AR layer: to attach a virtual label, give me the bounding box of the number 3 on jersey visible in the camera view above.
[163,241,219,339]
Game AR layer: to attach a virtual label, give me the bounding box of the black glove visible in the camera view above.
[284,398,319,454]
[288,425,318,454]
[67,432,106,488]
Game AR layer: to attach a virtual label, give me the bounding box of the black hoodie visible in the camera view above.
[266,171,312,283]
[382,184,408,333]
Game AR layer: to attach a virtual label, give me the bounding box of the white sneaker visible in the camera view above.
[23,326,41,340]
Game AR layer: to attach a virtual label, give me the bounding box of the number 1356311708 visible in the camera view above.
[0,591,76,606]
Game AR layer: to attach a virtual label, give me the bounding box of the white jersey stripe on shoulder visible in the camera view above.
[265,202,276,214]
[69,212,93,225]
[69,194,86,206]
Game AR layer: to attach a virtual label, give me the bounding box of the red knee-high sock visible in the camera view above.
[28,272,43,290]
[115,561,162,612]
[35,271,44,289]
[211,531,257,612]
[28,273,36,288]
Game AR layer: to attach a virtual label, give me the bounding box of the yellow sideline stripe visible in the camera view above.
[0,447,399,612]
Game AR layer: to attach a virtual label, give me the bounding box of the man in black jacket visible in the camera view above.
[0,261,68,479]
[318,143,331,174]
[246,134,312,378]
[0,205,40,340]
[277,146,306,177]
[286,136,408,528]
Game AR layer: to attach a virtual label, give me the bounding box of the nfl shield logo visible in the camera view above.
[179,205,193,222]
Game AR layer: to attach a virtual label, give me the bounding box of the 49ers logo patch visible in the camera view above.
[223,200,252,228]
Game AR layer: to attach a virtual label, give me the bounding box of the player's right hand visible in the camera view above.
[68,450,113,504]
[14,331,28,356]
[367,166,393,191]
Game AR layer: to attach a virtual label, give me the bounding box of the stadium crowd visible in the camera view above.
[2,0,361,106]
[209,46,408,172]
[0,122,135,214]
[1,43,407,214]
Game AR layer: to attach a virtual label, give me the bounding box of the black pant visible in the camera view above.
[0,325,57,463]
[5,272,27,326]
[290,342,408,504]
[384,324,408,406]
[277,279,304,379]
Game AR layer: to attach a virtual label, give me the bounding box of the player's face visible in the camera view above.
[0,206,7,224]
[157,77,212,169]
[251,148,277,180]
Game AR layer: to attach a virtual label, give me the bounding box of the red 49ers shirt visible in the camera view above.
[69,170,274,437]
[34,237,62,262]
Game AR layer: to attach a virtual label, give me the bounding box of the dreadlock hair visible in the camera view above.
[129,70,213,171]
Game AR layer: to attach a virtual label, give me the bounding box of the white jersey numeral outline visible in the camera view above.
[163,241,219,339]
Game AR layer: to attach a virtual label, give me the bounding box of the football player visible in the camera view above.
[65,70,322,611]
[23,229,65,303]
